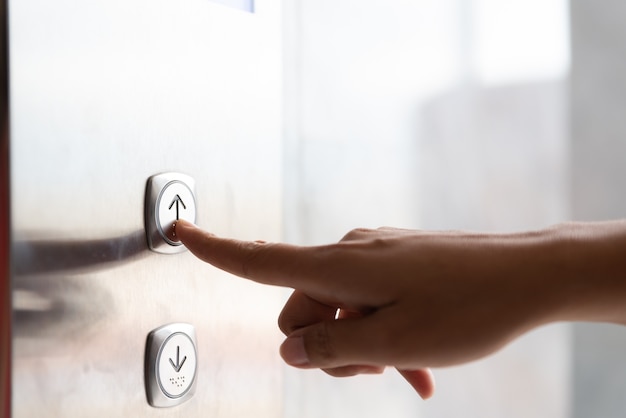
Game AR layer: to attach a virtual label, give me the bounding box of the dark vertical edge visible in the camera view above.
[0,0,10,415]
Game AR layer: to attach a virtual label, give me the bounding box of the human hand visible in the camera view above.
[175,220,584,399]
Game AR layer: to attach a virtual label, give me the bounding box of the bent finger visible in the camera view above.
[397,368,436,400]
[279,313,413,370]
[278,291,338,335]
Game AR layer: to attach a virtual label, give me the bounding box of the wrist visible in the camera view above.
[533,221,626,325]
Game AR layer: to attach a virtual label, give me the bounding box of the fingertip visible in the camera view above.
[176,219,196,229]
[175,219,200,237]
[397,368,436,400]
[174,220,222,267]
[175,220,214,246]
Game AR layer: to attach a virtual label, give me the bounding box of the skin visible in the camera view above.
[175,219,626,400]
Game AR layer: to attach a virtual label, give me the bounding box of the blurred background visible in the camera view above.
[281,0,626,417]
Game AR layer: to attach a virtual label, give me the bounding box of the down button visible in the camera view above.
[145,323,198,407]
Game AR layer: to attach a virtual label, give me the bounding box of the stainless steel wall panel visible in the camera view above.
[9,0,283,416]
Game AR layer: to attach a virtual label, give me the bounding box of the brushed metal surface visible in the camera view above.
[9,0,284,416]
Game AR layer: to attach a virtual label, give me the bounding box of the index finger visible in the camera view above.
[175,220,329,290]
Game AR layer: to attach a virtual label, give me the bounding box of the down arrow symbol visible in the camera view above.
[169,345,187,373]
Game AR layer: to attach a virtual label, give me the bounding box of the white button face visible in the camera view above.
[157,333,197,398]
[145,173,197,254]
[156,181,197,246]
[145,323,198,408]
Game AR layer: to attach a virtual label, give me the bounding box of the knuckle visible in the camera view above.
[341,227,375,242]
[309,321,337,364]
[237,241,270,278]
[277,317,289,336]
[278,307,296,336]
[376,226,403,232]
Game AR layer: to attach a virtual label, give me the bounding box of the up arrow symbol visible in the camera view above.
[168,194,186,220]
[169,345,187,373]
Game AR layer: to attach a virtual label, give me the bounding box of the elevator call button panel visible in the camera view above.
[145,173,196,254]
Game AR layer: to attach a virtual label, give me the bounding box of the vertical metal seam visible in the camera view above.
[0,0,11,415]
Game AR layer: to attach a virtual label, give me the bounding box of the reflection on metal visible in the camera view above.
[13,231,147,276]
[12,231,144,341]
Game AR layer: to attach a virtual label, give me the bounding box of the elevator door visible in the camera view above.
[9,0,284,416]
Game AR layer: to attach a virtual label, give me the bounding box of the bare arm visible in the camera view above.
[175,219,626,398]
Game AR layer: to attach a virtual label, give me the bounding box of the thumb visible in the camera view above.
[279,317,392,370]
[280,319,437,400]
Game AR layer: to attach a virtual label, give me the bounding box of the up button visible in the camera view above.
[145,323,198,408]
[145,173,197,254]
